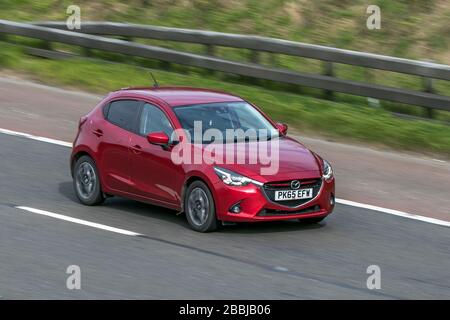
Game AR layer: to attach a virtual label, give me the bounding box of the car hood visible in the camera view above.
[194,136,321,182]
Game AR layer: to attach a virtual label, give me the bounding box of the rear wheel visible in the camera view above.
[73,155,104,206]
[185,181,218,232]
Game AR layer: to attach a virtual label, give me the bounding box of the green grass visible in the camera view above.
[1,1,449,152]
[1,1,449,59]
[1,42,449,157]
[3,0,448,59]
[1,0,450,120]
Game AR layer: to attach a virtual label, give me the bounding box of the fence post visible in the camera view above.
[323,61,335,100]
[269,53,277,67]
[81,47,92,57]
[249,50,260,64]
[422,59,436,119]
[205,45,215,75]
[422,76,435,119]
[206,44,215,56]
[41,40,52,50]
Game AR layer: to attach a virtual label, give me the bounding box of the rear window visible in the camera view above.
[106,100,140,131]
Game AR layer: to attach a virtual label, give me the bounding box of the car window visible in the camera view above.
[232,105,258,130]
[139,103,174,139]
[173,102,278,143]
[106,100,140,131]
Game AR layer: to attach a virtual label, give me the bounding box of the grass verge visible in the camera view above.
[1,42,449,157]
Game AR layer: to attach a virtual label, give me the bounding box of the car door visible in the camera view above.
[129,102,184,205]
[99,99,141,194]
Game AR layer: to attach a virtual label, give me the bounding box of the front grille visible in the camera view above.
[258,205,320,216]
[262,178,322,208]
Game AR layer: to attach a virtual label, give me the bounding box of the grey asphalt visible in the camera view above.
[0,133,449,299]
[1,76,449,221]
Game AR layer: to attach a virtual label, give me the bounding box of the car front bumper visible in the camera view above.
[212,177,335,222]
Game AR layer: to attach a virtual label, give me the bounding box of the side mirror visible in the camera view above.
[147,131,169,146]
[276,122,288,136]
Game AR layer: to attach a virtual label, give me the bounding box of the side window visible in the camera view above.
[139,103,174,138]
[106,100,140,131]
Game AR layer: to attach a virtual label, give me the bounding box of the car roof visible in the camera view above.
[113,86,243,107]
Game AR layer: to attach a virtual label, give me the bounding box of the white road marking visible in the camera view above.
[1,127,449,228]
[0,128,72,147]
[274,266,289,272]
[336,199,450,228]
[16,206,142,236]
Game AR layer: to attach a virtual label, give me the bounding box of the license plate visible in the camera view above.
[274,188,313,201]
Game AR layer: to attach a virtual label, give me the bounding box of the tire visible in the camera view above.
[299,216,325,224]
[184,181,219,232]
[73,155,104,206]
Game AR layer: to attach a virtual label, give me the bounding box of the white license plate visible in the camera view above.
[274,188,313,201]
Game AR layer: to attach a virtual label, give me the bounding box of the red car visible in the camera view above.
[71,87,335,232]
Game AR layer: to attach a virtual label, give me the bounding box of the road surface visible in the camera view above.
[0,76,449,220]
[0,77,449,299]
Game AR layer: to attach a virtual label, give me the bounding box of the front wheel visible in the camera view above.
[73,155,104,206]
[184,181,218,232]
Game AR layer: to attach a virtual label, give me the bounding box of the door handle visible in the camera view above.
[130,144,142,154]
[92,129,103,137]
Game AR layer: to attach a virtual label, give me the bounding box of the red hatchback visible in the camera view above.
[71,87,335,232]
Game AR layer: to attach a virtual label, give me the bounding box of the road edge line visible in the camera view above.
[1,127,448,228]
[0,128,72,147]
[15,206,142,236]
[336,199,450,227]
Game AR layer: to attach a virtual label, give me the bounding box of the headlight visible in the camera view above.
[214,167,262,186]
[322,160,333,181]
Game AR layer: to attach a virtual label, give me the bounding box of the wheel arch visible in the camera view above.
[70,149,96,177]
[180,173,216,213]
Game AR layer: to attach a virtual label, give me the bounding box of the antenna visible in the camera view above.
[149,72,159,87]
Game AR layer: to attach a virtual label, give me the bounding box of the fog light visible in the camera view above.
[230,203,241,214]
[330,193,335,206]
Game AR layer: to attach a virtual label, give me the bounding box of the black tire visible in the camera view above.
[299,216,325,224]
[184,181,219,232]
[73,155,104,206]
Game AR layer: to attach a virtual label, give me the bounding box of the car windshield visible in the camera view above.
[173,102,279,144]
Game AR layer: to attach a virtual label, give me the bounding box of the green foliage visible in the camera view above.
[0,1,449,156]
[1,42,449,157]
